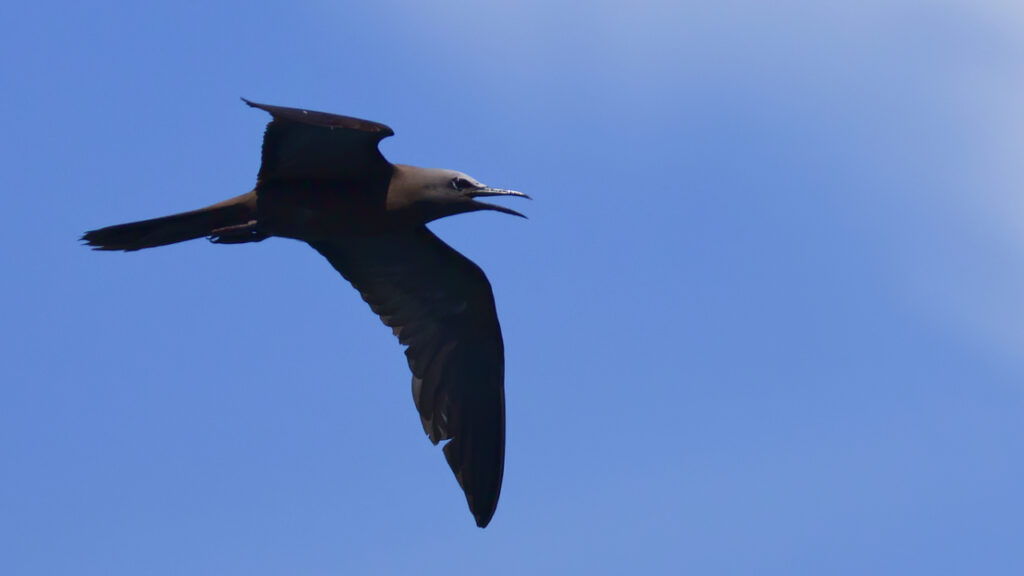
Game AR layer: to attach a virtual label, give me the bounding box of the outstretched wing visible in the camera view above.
[243,98,394,182]
[310,227,506,528]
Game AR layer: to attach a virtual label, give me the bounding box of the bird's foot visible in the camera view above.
[210,220,268,244]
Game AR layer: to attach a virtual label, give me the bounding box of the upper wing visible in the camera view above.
[243,99,394,182]
[310,227,506,528]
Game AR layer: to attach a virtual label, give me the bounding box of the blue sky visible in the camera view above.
[2,1,1023,574]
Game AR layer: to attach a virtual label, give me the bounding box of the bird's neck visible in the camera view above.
[387,164,479,225]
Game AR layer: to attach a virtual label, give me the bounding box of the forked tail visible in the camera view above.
[82,192,258,251]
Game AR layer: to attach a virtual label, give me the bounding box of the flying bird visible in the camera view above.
[83,99,528,528]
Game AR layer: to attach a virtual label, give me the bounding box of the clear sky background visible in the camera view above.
[2,1,1023,574]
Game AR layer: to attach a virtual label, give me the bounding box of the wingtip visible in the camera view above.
[475,512,494,528]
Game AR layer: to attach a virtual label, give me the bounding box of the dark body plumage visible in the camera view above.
[83,99,528,527]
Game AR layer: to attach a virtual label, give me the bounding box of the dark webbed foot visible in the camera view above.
[210,220,268,244]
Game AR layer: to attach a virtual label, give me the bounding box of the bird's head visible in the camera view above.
[390,165,530,223]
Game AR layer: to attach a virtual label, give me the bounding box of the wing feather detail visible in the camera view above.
[310,227,506,527]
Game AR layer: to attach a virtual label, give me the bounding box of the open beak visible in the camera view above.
[467,187,531,219]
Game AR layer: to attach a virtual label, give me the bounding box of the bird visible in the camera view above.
[82,99,528,528]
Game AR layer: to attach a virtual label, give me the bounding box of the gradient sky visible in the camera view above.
[3,1,1023,574]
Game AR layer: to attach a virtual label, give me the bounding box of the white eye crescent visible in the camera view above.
[451,178,475,190]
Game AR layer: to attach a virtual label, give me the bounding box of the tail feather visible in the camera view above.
[83,192,257,252]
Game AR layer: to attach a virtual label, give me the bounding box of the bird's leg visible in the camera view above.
[209,220,268,244]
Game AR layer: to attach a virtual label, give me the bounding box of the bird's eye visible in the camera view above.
[451,177,475,190]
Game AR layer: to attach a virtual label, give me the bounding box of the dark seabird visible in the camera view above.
[83,99,528,528]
